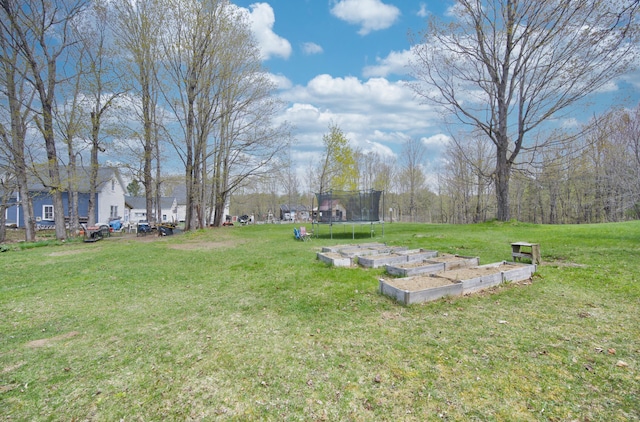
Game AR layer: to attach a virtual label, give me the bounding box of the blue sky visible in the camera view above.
[230,0,451,179]
[230,0,640,186]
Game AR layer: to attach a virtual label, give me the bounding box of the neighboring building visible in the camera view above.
[124,196,178,225]
[166,184,187,223]
[165,183,230,225]
[5,167,126,228]
[316,199,347,222]
[280,204,310,221]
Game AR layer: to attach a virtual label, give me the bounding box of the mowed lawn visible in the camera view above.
[1,221,638,421]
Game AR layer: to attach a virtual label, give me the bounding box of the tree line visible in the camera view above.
[234,105,640,225]
[0,0,288,242]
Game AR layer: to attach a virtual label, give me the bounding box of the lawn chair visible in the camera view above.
[293,227,302,241]
[299,226,311,241]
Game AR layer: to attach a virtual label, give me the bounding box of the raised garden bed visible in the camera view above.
[321,243,387,254]
[385,254,479,276]
[502,262,537,282]
[398,248,439,263]
[434,254,480,270]
[380,261,537,304]
[340,245,406,258]
[379,275,462,305]
[438,261,536,295]
[358,248,434,268]
[316,252,352,267]
[439,262,506,294]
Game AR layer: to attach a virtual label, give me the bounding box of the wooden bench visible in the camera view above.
[511,242,541,265]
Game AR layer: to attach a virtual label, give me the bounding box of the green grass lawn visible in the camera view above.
[1,221,638,421]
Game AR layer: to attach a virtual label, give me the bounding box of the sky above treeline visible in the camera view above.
[230,0,640,186]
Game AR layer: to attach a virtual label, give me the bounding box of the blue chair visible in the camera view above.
[294,227,302,241]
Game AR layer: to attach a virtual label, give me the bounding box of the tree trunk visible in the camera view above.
[17,175,36,241]
[67,145,80,233]
[495,145,511,222]
[43,101,67,240]
[87,112,100,226]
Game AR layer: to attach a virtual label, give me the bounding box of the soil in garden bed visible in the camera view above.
[321,252,348,259]
[398,254,463,269]
[383,276,456,290]
[439,263,512,281]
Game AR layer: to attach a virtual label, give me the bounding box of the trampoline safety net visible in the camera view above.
[314,190,383,223]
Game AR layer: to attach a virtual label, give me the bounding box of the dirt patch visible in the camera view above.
[383,276,455,291]
[25,331,80,349]
[169,239,242,251]
[543,260,587,268]
[47,249,90,257]
[2,361,26,374]
[0,384,20,393]
[439,264,510,281]
[380,311,407,321]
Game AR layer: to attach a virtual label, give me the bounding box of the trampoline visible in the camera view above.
[312,189,384,239]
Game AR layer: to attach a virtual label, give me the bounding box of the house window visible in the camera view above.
[110,205,118,218]
[43,205,54,220]
[162,214,167,221]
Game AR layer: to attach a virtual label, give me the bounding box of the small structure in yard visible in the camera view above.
[511,242,541,265]
[312,190,384,239]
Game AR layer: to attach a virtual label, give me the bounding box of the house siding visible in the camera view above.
[97,178,126,223]
[11,167,127,228]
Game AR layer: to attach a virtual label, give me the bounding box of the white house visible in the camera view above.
[124,196,178,225]
[5,167,126,227]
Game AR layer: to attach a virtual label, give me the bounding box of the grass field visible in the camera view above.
[1,221,638,421]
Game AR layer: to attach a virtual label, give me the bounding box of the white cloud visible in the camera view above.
[421,133,451,149]
[417,2,429,18]
[330,0,401,35]
[278,74,440,164]
[301,42,323,55]
[241,3,291,60]
[363,48,414,78]
[267,73,293,90]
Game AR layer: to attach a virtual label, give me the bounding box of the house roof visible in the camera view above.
[166,184,187,204]
[28,167,126,194]
[125,195,176,210]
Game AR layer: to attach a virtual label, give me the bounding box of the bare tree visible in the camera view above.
[208,7,290,227]
[398,138,427,222]
[161,0,229,230]
[1,0,90,240]
[0,20,37,240]
[54,48,85,233]
[411,0,639,221]
[74,0,126,226]
[112,0,163,223]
